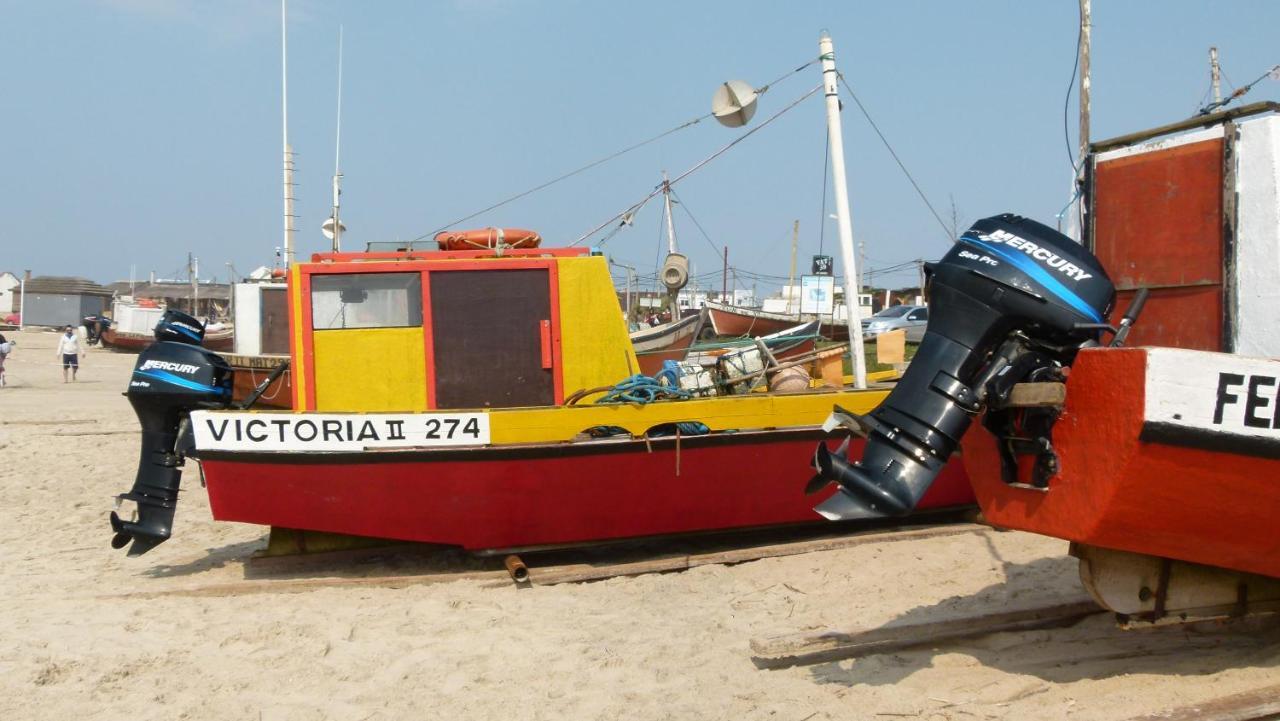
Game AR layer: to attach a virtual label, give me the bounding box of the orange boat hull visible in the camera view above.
[965,347,1280,579]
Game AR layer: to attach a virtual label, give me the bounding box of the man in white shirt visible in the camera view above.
[55,326,82,382]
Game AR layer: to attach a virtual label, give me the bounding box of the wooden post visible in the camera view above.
[721,246,728,300]
[786,220,799,313]
[1078,0,1091,173]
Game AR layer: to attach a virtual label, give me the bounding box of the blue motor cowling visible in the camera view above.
[809,214,1115,519]
[109,311,233,556]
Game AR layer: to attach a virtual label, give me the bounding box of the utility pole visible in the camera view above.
[18,273,26,331]
[917,259,927,304]
[721,246,728,300]
[819,31,868,389]
[188,253,199,317]
[1077,0,1091,175]
[786,220,799,313]
[1210,46,1222,105]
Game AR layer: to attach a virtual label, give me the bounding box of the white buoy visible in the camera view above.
[712,80,759,128]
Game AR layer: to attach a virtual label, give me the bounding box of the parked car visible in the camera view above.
[861,304,928,342]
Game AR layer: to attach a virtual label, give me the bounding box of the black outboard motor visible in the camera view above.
[109,310,233,556]
[809,214,1115,519]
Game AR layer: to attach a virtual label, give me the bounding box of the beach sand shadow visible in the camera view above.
[797,554,1280,687]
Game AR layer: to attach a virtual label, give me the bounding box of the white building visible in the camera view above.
[0,272,19,317]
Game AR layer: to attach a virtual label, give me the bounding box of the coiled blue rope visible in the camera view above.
[588,371,709,437]
[593,374,693,405]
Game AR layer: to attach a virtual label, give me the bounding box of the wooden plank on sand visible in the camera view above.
[750,599,1103,669]
[1125,685,1280,721]
[524,523,988,586]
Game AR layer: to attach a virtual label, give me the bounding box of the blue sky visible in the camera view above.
[2,1,1277,293]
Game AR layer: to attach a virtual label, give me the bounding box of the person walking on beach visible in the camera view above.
[55,326,82,382]
[0,332,11,388]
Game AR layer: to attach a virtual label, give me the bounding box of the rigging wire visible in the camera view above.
[1199,63,1280,115]
[835,72,953,243]
[668,189,722,255]
[416,57,822,240]
[571,83,823,247]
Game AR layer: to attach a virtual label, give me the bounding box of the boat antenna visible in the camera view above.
[281,0,296,267]
[329,24,345,252]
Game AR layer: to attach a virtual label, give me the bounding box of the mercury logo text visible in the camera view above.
[139,360,201,374]
[974,229,1094,282]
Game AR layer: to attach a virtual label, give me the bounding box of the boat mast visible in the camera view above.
[819,31,868,389]
[281,0,296,267]
[1210,47,1222,106]
[662,171,677,255]
[330,25,344,253]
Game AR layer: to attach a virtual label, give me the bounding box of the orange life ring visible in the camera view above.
[434,227,542,251]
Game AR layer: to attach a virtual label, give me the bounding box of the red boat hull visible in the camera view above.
[965,348,1280,579]
[632,312,705,376]
[101,327,234,353]
[200,428,974,551]
[706,304,798,338]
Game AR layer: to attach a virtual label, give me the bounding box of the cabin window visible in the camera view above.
[311,273,423,330]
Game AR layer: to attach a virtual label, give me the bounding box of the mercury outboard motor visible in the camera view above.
[109,310,233,556]
[809,214,1115,519]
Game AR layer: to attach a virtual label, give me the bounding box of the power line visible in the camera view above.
[416,57,822,241]
[1063,6,1083,173]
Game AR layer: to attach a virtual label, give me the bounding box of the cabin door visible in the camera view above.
[260,287,290,354]
[429,269,555,409]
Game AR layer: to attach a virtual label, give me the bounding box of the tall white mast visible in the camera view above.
[330,25,345,253]
[281,0,296,266]
[819,31,868,389]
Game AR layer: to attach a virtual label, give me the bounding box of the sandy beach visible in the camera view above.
[1,327,1277,720]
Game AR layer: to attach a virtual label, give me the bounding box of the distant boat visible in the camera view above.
[705,300,862,342]
[704,300,799,337]
[100,298,233,352]
[690,319,822,365]
[102,324,233,352]
[630,308,707,376]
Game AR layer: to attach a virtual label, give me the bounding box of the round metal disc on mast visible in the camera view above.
[712,80,759,128]
[321,217,347,241]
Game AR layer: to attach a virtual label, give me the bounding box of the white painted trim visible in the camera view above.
[1095,125,1225,163]
[1233,115,1280,357]
[1144,348,1280,442]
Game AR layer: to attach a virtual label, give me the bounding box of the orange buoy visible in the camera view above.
[434,227,542,251]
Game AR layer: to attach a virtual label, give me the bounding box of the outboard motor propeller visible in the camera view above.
[809,214,1116,520]
[109,310,233,556]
